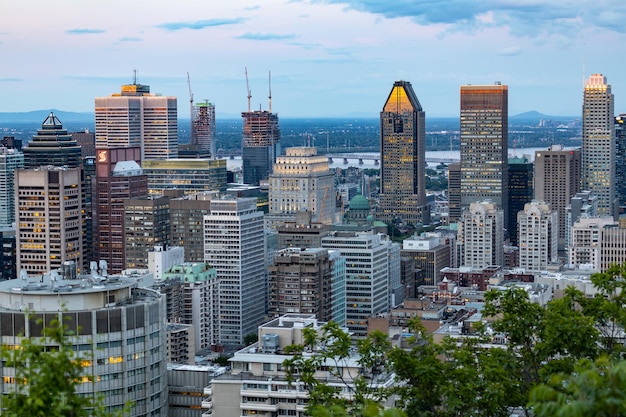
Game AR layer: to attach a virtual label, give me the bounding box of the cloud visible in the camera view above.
[497,46,523,56]
[119,37,142,42]
[312,1,626,35]
[156,18,245,31]
[236,32,297,41]
[66,28,105,35]
[0,78,22,82]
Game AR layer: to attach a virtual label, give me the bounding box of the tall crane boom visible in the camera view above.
[245,67,251,112]
[187,72,195,145]
[268,70,272,113]
[187,72,194,106]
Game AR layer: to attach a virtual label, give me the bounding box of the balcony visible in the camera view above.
[240,402,279,412]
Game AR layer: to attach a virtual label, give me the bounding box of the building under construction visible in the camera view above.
[191,100,216,158]
[242,110,280,185]
[241,69,280,186]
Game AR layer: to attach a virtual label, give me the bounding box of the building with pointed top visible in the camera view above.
[23,112,82,169]
[378,80,429,226]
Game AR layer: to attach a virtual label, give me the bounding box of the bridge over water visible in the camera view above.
[326,153,460,165]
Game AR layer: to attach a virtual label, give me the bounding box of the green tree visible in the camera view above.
[567,264,626,356]
[529,356,626,417]
[1,316,124,417]
[283,321,395,416]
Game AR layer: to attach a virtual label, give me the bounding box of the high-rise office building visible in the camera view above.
[169,191,215,263]
[203,197,266,346]
[401,233,452,286]
[15,166,83,275]
[95,147,148,274]
[72,129,96,158]
[378,80,429,225]
[321,231,391,338]
[23,112,82,169]
[191,100,216,158]
[534,145,581,250]
[460,83,508,219]
[508,156,534,246]
[241,110,280,186]
[268,248,346,324]
[0,148,23,226]
[458,200,504,269]
[95,82,178,160]
[142,158,227,195]
[266,147,336,230]
[615,114,626,212]
[0,227,16,281]
[582,74,615,217]
[124,196,170,269]
[517,201,558,271]
[447,162,462,223]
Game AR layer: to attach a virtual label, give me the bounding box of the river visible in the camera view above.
[223,146,578,171]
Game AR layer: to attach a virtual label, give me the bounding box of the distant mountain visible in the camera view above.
[0,110,93,124]
[0,109,579,124]
[511,111,577,122]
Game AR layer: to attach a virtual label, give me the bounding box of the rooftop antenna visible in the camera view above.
[245,67,251,112]
[268,70,272,113]
[133,69,138,85]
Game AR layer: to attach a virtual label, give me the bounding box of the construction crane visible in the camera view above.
[245,67,251,112]
[187,72,195,145]
[268,70,272,113]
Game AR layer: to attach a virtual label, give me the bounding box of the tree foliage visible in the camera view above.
[283,263,626,417]
[1,315,124,417]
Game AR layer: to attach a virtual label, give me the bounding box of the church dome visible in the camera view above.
[349,194,370,211]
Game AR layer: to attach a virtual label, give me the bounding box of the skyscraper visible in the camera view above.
[0,147,23,226]
[15,166,83,275]
[95,81,178,160]
[124,195,170,269]
[23,112,82,169]
[241,110,280,185]
[378,80,429,225]
[460,83,509,219]
[534,145,581,250]
[582,74,615,217]
[614,114,626,212]
[507,156,534,246]
[321,231,391,338]
[203,197,266,345]
[447,162,461,223]
[94,147,148,274]
[268,248,343,323]
[266,147,336,230]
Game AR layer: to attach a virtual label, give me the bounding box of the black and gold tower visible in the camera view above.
[378,80,429,226]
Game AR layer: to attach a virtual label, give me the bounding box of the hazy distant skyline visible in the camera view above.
[2,1,625,118]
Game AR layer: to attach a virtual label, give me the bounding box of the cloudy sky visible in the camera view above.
[1,0,625,118]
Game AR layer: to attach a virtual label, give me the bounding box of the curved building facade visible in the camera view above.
[0,271,168,416]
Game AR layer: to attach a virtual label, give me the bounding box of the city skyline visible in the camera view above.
[2,1,626,118]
